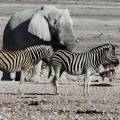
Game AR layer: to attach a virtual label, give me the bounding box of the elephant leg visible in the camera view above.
[1,71,13,81]
[29,61,42,82]
[15,71,21,81]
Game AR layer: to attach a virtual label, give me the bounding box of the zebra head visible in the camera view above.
[103,44,119,66]
[41,45,54,64]
[90,44,119,68]
[103,57,119,68]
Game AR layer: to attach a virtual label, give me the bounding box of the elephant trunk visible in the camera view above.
[60,23,75,52]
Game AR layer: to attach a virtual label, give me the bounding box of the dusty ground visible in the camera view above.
[0,1,120,120]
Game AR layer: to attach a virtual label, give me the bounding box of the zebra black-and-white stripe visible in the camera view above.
[0,45,53,93]
[48,44,119,94]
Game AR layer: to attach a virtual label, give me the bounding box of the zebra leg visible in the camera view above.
[52,76,58,94]
[52,66,61,94]
[29,61,42,82]
[18,71,25,94]
[87,75,92,94]
[83,74,88,95]
[108,71,113,82]
[112,69,116,80]
[101,75,105,82]
[83,72,91,95]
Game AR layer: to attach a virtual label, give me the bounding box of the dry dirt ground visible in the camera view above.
[1,1,120,120]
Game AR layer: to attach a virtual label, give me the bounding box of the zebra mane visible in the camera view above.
[24,45,52,53]
[25,45,48,50]
[89,44,114,52]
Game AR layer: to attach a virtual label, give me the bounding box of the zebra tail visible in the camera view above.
[48,64,52,78]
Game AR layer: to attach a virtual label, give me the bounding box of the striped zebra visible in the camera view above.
[97,58,119,82]
[98,65,116,82]
[0,45,53,93]
[48,44,119,95]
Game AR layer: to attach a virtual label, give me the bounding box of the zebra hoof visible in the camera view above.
[18,89,24,96]
[18,89,22,95]
[83,92,89,96]
[54,92,59,95]
[54,90,59,95]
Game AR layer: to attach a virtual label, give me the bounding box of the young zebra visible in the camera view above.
[48,44,119,95]
[97,58,119,82]
[0,45,53,93]
[98,65,116,82]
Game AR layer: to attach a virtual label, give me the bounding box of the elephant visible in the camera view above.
[1,5,75,81]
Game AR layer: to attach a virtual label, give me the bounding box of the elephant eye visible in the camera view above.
[54,19,57,25]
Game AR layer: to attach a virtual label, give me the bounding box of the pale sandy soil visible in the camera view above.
[0,1,120,120]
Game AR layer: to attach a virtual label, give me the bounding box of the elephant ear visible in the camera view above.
[28,10,51,41]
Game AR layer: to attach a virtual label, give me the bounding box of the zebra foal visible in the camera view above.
[48,44,119,95]
[0,45,53,93]
[97,58,119,82]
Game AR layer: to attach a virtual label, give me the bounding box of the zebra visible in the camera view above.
[48,44,119,95]
[0,45,53,93]
[97,58,119,82]
[98,65,116,82]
